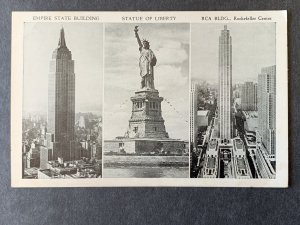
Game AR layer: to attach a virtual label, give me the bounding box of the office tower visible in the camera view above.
[218,25,232,141]
[241,82,258,111]
[258,65,276,156]
[254,83,257,111]
[47,28,76,162]
[190,82,199,146]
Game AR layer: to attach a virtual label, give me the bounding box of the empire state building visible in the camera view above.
[218,25,232,141]
[46,28,76,162]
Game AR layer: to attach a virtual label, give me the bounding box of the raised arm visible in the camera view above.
[134,26,142,49]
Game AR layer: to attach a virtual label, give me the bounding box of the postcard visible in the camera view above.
[11,11,288,187]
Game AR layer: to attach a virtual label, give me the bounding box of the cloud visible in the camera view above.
[104,23,190,140]
[156,41,188,65]
[156,65,188,91]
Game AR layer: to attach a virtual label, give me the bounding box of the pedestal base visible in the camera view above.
[104,138,186,155]
[127,88,169,139]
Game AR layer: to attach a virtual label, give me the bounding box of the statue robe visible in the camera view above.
[139,47,157,89]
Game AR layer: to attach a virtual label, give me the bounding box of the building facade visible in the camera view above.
[46,28,76,162]
[241,82,257,111]
[218,25,232,141]
[258,65,276,157]
[190,82,199,146]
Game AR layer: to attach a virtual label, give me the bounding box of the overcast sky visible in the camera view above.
[191,23,275,84]
[104,23,189,140]
[23,22,103,115]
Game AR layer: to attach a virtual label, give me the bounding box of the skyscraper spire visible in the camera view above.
[48,27,75,161]
[58,27,66,48]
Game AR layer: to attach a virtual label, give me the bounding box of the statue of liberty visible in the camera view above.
[134,26,157,89]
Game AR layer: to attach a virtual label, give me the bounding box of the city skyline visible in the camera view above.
[23,23,103,115]
[190,24,277,179]
[46,27,76,162]
[22,25,103,178]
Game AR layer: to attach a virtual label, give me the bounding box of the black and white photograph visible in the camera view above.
[21,23,103,179]
[11,11,287,187]
[3,6,298,225]
[103,23,189,178]
[190,23,278,179]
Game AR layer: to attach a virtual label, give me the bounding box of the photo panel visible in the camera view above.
[11,11,287,187]
[22,22,103,179]
[103,23,190,178]
[190,23,277,179]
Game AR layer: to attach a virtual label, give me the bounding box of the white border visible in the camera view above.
[11,11,288,187]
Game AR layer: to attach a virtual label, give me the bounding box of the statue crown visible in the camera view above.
[142,39,149,44]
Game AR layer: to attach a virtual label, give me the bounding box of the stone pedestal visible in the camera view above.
[104,88,186,155]
[126,88,169,139]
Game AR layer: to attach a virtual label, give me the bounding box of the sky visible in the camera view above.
[23,22,103,115]
[104,23,189,140]
[191,23,276,84]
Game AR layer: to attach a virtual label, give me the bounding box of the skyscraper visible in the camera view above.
[258,65,276,157]
[218,25,232,141]
[190,82,199,146]
[241,82,257,111]
[46,28,76,162]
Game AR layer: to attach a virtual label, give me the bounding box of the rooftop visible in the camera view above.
[234,139,244,150]
[197,110,209,116]
[207,157,216,169]
[39,169,60,177]
[237,158,246,170]
[209,139,218,149]
[244,112,258,132]
[24,167,38,175]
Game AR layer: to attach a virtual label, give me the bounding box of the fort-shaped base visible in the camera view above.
[126,88,169,139]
